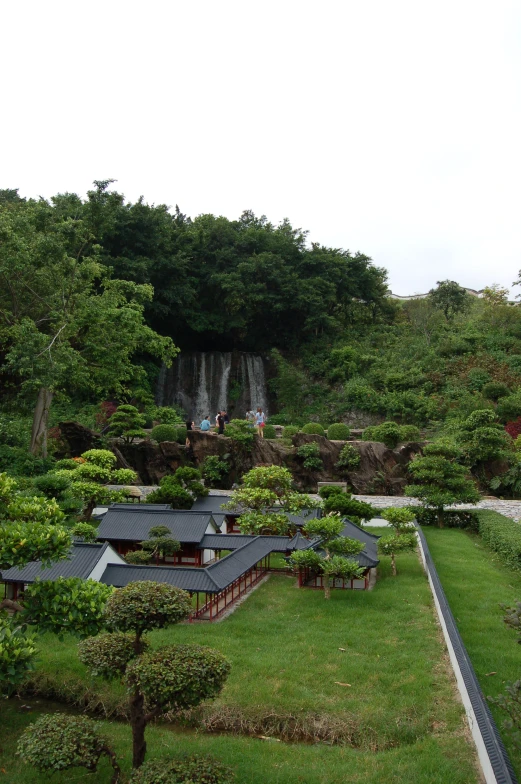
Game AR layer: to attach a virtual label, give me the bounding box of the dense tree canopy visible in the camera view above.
[54,184,389,351]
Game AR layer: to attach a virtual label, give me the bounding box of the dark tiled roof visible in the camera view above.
[190,497,321,528]
[97,508,216,544]
[205,537,281,588]
[310,518,380,569]
[191,496,235,513]
[100,564,221,593]
[199,534,291,552]
[1,542,111,584]
[98,518,379,594]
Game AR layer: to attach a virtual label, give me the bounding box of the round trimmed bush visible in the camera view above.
[125,550,153,565]
[318,485,345,499]
[17,714,109,773]
[398,425,421,442]
[104,582,192,635]
[126,644,231,712]
[301,423,325,436]
[150,425,178,443]
[129,755,235,783]
[175,426,188,444]
[282,425,299,438]
[78,632,150,677]
[263,424,277,439]
[327,423,351,440]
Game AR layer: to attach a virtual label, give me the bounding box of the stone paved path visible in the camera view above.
[106,486,521,523]
[352,495,521,522]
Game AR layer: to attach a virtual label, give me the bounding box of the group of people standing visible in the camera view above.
[188,407,266,437]
[246,408,266,437]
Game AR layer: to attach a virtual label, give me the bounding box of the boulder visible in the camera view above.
[58,421,103,456]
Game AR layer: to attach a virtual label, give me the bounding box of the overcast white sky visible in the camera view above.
[1,0,520,295]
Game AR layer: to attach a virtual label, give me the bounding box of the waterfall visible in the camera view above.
[156,351,268,422]
[194,353,210,421]
[245,355,268,413]
[217,353,232,412]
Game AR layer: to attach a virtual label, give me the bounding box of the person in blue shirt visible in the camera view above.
[200,416,211,431]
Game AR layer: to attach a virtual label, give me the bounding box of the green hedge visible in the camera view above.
[150,424,178,443]
[418,507,521,573]
[414,507,479,529]
[474,510,521,572]
[263,424,277,439]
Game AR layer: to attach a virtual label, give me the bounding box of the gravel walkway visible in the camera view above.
[106,486,521,523]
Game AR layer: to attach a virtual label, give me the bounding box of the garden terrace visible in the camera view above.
[1,542,125,602]
[96,505,218,565]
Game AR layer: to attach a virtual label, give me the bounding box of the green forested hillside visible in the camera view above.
[2,182,521,498]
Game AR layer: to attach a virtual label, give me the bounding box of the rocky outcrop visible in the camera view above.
[113,430,422,493]
[58,421,103,456]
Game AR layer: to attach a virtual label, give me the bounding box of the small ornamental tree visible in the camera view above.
[17,714,121,784]
[456,409,512,472]
[335,443,361,472]
[108,404,147,443]
[322,492,376,525]
[78,581,230,769]
[139,525,181,565]
[378,533,417,576]
[54,448,138,519]
[405,440,480,527]
[147,467,208,509]
[380,506,416,533]
[290,515,365,599]
[224,466,320,535]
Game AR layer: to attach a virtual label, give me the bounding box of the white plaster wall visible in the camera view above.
[88,544,126,582]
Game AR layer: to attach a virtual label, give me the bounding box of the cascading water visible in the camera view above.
[156,351,268,423]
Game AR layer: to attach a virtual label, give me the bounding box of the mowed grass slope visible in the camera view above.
[422,523,521,777]
[12,531,480,782]
[1,699,477,784]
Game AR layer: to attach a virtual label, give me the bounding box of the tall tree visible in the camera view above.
[0,196,177,455]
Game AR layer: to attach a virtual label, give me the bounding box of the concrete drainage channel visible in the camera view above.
[415,525,518,784]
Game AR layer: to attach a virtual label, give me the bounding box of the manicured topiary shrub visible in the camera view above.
[301,423,325,436]
[398,425,421,442]
[282,425,299,438]
[129,755,235,783]
[150,425,178,443]
[78,632,150,677]
[318,485,345,500]
[263,424,277,439]
[175,426,188,444]
[323,493,376,522]
[327,423,350,440]
[296,443,323,470]
[363,422,401,448]
[17,714,119,777]
[125,550,153,565]
[335,444,361,471]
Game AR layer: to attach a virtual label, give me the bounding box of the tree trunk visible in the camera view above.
[84,499,96,521]
[391,553,397,576]
[0,598,24,613]
[437,509,445,529]
[30,387,53,457]
[100,745,121,783]
[130,688,147,768]
[323,579,331,600]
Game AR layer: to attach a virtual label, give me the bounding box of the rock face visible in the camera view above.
[115,430,422,493]
[58,421,103,456]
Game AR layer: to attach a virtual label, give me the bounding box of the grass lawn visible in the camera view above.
[3,529,480,783]
[422,524,521,778]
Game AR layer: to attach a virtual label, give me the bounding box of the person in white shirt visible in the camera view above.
[254,408,265,438]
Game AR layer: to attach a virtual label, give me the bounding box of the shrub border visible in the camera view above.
[415,524,518,784]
